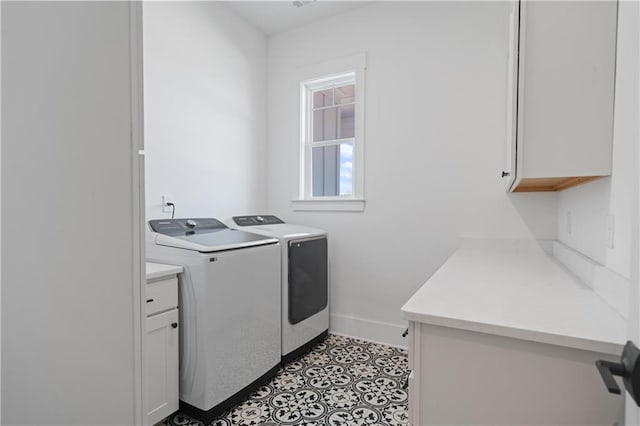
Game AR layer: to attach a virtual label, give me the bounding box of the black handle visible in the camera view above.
[596,360,624,394]
[501,171,510,178]
[596,341,640,406]
[402,328,408,338]
[171,322,178,329]
[146,298,154,303]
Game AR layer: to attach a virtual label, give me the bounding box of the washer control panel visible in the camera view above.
[233,215,284,226]
[149,218,226,235]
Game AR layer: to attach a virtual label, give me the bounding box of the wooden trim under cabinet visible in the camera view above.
[512,176,607,192]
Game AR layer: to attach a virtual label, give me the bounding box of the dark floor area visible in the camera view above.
[165,334,409,425]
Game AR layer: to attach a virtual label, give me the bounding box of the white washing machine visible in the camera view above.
[146,218,281,424]
[227,215,329,363]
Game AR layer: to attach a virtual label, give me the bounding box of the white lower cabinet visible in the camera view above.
[145,269,180,426]
[146,308,179,425]
[406,321,623,426]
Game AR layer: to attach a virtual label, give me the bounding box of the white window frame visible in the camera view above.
[292,53,366,212]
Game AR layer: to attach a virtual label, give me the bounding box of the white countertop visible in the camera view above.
[146,262,182,281]
[401,245,626,355]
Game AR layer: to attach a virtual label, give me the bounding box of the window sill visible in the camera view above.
[291,198,365,212]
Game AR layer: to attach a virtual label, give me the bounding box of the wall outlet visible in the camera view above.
[566,211,572,235]
[606,214,615,249]
[162,195,174,213]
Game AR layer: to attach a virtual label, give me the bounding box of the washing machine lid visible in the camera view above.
[149,218,278,253]
[230,215,327,239]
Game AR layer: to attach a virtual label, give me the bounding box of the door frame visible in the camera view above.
[129,1,146,425]
[628,92,639,424]
[626,1,640,423]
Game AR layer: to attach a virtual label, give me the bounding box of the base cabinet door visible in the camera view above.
[146,308,179,425]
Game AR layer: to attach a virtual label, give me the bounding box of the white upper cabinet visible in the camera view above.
[504,0,618,192]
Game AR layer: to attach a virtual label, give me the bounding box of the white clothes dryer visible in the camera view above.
[227,215,329,363]
[146,218,281,424]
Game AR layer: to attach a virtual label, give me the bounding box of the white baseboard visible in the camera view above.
[329,313,407,349]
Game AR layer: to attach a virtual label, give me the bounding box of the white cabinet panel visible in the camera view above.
[409,323,623,425]
[505,0,617,192]
[146,309,179,426]
[407,371,417,426]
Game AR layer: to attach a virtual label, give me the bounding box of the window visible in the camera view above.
[308,77,355,197]
[295,54,366,211]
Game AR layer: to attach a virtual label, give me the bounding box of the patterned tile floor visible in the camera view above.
[165,334,409,426]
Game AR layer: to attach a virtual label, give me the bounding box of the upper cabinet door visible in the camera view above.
[503,0,520,191]
[504,0,618,192]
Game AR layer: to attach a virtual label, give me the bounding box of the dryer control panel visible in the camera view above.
[233,215,284,226]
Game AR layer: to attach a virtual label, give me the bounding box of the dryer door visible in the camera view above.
[288,237,328,325]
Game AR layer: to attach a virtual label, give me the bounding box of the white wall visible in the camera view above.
[630,1,640,422]
[2,2,138,424]
[143,2,268,220]
[267,2,558,345]
[556,0,638,280]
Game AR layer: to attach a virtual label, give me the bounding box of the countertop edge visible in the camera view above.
[146,262,183,281]
[401,310,624,356]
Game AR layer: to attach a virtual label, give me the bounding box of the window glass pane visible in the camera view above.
[313,107,337,141]
[313,89,333,108]
[312,142,353,197]
[338,104,355,139]
[339,143,354,196]
[334,84,354,104]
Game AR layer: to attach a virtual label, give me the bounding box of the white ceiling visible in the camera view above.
[222,1,369,36]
